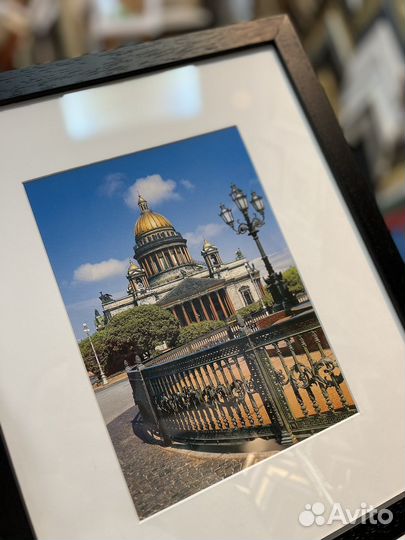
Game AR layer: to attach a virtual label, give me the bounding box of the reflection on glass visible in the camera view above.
[60,65,201,140]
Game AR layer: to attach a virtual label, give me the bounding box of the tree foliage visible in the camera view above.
[104,304,180,360]
[282,266,305,293]
[237,292,273,318]
[79,331,109,374]
[176,320,226,346]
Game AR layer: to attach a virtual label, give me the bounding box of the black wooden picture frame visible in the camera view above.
[0,16,404,540]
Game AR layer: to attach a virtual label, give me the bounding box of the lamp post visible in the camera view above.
[83,323,108,385]
[219,184,296,313]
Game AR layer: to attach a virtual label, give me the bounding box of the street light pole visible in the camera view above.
[83,323,108,385]
[241,210,275,276]
[219,185,296,313]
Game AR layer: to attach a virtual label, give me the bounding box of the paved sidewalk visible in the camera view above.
[94,371,128,392]
[96,379,134,424]
[107,406,281,520]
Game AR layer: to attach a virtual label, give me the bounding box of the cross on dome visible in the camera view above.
[202,239,217,252]
[138,194,149,213]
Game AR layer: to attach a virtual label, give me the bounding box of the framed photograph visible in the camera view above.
[0,16,404,540]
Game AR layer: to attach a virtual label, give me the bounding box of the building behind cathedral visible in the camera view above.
[95,195,266,330]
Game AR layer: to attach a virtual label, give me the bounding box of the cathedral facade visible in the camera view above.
[96,195,266,329]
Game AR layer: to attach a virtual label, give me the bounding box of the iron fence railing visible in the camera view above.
[149,310,270,365]
[128,309,356,446]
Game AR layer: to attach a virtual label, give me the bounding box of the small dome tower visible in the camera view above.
[127,259,149,297]
[201,239,223,277]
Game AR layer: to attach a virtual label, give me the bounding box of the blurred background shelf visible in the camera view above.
[1,0,403,259]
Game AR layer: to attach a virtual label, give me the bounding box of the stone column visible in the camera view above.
[152,254,160,272]
[169,249,177,267]
[199,297,209,320]
[174,249,182,265]
[174,305,186,326]
[177,247,185,264]
[184,247,191,263]
[181,303,191,325]
[162,250,171,269]
[143,258,152,277]
[222,290,235,316]
[190,299,200,322]
[215,290,228,318]
[208,293,219,320]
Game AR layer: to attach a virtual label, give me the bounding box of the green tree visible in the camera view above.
[104,305,180,360]
[79,330,109,374]
[237,303,262,318]
[237,292,273,318]
[282,266,305,293]
[176,320,226,346]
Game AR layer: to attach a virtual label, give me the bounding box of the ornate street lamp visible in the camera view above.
[230,184,249,211]
[219,204,234,228]
[83,323,108,385]
[219,184,296,313]
[250,192,264,214]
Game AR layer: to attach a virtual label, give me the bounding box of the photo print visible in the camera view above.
[25,127,357,520]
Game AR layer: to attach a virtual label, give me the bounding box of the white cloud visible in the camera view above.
[180,179,195,191]
[184,223,226,247]
[67,297,101,312]
[73,258,128,283]
[67,287,125,312]
[124,174,180,209]
[251,248,294,274]
[99,173,126,197]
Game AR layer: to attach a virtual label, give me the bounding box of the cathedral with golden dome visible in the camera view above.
[96,194,266,328]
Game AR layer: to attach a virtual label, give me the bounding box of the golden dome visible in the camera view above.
[134,194,174,237]
[202,239,217,251]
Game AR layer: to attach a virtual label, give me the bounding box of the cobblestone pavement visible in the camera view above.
[107,406,281,520]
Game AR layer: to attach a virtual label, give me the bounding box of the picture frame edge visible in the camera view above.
[274,16,405,329]
[0,16,285,106]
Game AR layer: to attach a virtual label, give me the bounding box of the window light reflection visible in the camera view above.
[60,65,201,140]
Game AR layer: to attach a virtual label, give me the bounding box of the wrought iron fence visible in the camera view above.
[149,310,270,365]
[128,309,356,446]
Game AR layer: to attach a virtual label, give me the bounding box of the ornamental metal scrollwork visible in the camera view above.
[289,363,314,389]
[183,387,199,409]
[155,394,172,413]
[313,357,344,388]
[201,386,216,404]
[275,369,288,386]
[243,379,257,395]
[212,384,229,404]
[153,377,258,414]
[229,379,246,404]
[275,357,344,393]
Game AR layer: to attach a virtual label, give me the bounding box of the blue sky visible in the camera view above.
[25,127,293,340]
